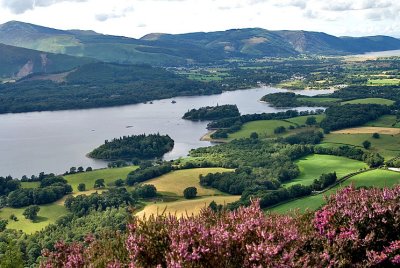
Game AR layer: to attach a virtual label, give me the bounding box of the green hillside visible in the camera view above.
[0,43,93,79]
[2,21,400,66]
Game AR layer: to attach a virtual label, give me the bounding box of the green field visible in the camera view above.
[341,98,395,106]
[227,115,324,140]
[144,168,233,196]
[322,133,400,159]
[21,181,40,188]
[297,97,340,104]
[228,120,295,140]
[65,166,138,192]
[284,154,367,187]
[367,78,400,86]
[136,195,240,218]
[285,114,325,125]
[0,203,68,234]
[270,169,400,214]
[365,115,400,128]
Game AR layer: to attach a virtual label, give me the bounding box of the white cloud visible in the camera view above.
[0,0,399,38]
[1,0,88,14]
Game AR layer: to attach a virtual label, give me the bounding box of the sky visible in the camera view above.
[0,0,399,38]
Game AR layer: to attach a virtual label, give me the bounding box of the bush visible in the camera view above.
[183,187,197,199]
[274,126,286,134]
[134,185,157,198]
[362,140,371,149]
[78,183,86,191]
[372,133,380,139]
[94,179,105,189]
[305,116,317,125]
[250,132,259,139]
[23,205,40,220]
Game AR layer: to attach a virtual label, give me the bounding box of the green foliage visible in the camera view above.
[0,176,20,196]
[362,140,371,149]
[0,242,24,268]
[312,172,337,191]
[23,205,40,220]
[183,105,240,121]
[372,133,380,139]
[183,187,197,199]
[134,185,157,198]
[126,164,172,186]
[0,219,7,232]
[320,104,390,132]
[89,134,174,160]
[77,183,86,192]
[94,179,105,189]
[274,126,286,134]
[305,116,317,125]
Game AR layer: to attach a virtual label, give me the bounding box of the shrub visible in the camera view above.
[23,205,40,220]
[183,187,197,199]
[77,183,86,192]
[363,140,371,149]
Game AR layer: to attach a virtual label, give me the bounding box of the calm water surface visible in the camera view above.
[0,86,332,177]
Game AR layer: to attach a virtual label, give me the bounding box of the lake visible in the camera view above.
[0,86,332,177]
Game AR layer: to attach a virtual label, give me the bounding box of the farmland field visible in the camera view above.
[65,166,138,191]
[297,97,340,104]
[270,169,400,214]
[0,203,68,234]
[364,115,400,128]
[284,154,367,187]
[367,78,400,86]
[341,98,394,105]
[143,168,233,196]
[136,195,240,218]
[322,133,400,159]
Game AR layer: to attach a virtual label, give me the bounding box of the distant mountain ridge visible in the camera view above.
[1,21,400,66]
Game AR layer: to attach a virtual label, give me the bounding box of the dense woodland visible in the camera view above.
[0,63,222,114]
[88,134,174,160]
[182,104,240,121]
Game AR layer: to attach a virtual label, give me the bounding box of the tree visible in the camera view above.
[274,126,286,134]
[0,242,24,268]
[0,219,7,231]
[305,116,317,126]
[135,184,157,198]
[372,133,380,139]
[250,132,259,139]
[77,166,84,172]
[94,179,105,189]
[23,205,40,220]
[69,167,77,174]
[78,183,86,191]
[183,187,197,199]
[115,179,124,187]
[86,167,93,172]
[362,140,371,149]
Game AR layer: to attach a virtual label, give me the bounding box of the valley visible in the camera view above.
[1,19,400,267]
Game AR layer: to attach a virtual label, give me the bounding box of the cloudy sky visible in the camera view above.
[0,0,399,38]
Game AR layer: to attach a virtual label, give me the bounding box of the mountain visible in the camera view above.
[0,43,94,80]
[1,21,400,66]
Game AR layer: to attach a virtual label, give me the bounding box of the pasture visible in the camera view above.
[341,98,394,106]
[270,169,400,214]
[367,78,400,86]
[65,166,138,191]
[284,154,367,187]
[322,133,400,159]
[0,203,68,234]
[144,168,233,196]
[364,115,400,128]
[136,195,240,218]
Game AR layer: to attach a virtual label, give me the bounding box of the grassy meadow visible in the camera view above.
[65,166,138,191]
[322,133,400,159]
[367,78,400,86]
[364,115,400,128]
[136,195,240,218]
[144,168,233,196]
[227,114,325,140]
[284,154,367,187]
[341,98,395,106]
[0,203,68,234]
[270,169,400,214]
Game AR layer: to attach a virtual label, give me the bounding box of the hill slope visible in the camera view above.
[0,43,94,80]
[1,21,400,65]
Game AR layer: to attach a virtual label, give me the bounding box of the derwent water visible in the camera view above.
[0,86,333,177]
